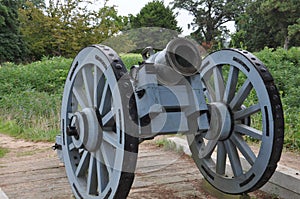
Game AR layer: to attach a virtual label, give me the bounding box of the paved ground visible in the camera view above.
[0,134,277,199]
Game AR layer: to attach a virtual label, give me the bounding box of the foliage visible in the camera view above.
[0,57,72,141]
[127,1,181,52]
[130,0,181,32]
[255,47,300,150]
[288,18,300,47]
[171,0,245,47]
[18,0,125,60]
[155,137,184,153]
[0,0,28,63]
[18,0,45,8]
[232,0,300,51]
[260,0,300,49]
[18,2,52,60]
[0,147,9,158]
[119,53,143,69]
[123,27,179,53]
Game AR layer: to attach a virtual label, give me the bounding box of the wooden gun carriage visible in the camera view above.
[55,37,284,198]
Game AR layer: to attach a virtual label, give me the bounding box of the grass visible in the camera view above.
[0,56,71,142]
[155,137,184,154]
[0,147,9,158]
[120,53,143,69]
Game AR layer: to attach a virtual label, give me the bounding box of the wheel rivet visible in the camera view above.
[124,82,129,87]
[260,68,266,72]
[115,63,123,69]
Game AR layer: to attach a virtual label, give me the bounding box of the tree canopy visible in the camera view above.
[130,0,181,32]
[232,0,300,51]
[18,0,125,60]
[0,0,28,63]
[126,0,181,52]
[171,0,245,47]
[18,0,45,8]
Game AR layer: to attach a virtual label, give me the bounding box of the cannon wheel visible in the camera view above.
[187,49,284,194]
[60,45,138,199]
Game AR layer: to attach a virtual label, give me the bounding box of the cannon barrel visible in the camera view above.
[143,37,202,76]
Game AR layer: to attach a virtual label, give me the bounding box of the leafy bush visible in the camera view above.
[255,47,300,150]
[0,56,69,94]
[0,57,72,141]
[120,53,143,69]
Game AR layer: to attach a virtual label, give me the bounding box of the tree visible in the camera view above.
[91,4,125,46]
[102,33,137,54]
[232,0,300,51]
[19,0,125,59]
[18,1,51,60]
[260,0,300,49]
[230,1,270,51]
[172,0,246,47]
[18,0,45,9]
[128,1,181,52]
[130,0,181,32]
[288,18,300,46]
[0,0,28,63]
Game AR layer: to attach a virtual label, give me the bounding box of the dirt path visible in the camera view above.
[0,134,71,199]
[0,134,282,199]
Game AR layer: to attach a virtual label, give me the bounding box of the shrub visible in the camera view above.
[255,47,300,150]
[0,57,71,141]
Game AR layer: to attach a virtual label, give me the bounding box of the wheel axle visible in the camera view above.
[70,108,103,152]
[66,126,79,139]
[206,102,233,141]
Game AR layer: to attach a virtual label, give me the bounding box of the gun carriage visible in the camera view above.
[55,37,284,198]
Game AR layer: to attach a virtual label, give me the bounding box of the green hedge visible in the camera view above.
[255,47,300,150]
[0,57,71,141]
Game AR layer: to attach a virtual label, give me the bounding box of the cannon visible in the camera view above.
[55,37,284,198]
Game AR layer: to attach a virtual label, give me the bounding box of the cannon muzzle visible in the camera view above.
[143,37,202,77]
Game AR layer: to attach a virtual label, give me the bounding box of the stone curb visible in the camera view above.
[167,137,300,199]
[0,188,9,199]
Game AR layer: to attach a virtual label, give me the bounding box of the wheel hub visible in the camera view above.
[206,102,233,141]
[70,108,103,152]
